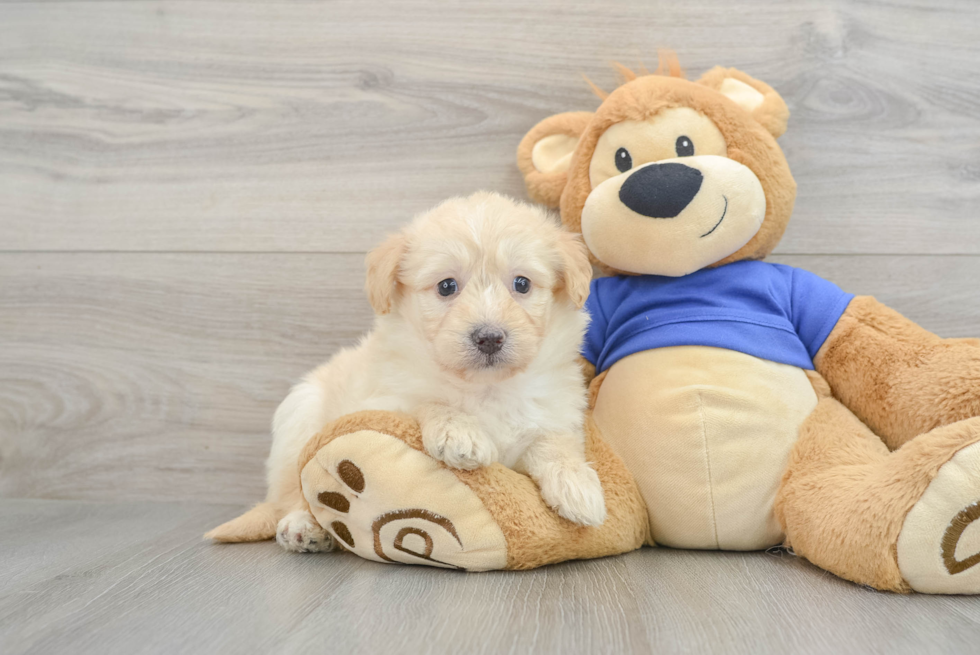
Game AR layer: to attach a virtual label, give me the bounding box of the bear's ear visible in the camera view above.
[696,67,790,139]
[517,111,593,207]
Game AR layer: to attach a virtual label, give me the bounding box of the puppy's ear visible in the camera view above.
[517,112,593,207]
[556,231,593,309]
[365,232,406,315]
[696,67,790,139]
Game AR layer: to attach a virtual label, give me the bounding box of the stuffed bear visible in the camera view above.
[514,56,980,594]
[209,59,980,594]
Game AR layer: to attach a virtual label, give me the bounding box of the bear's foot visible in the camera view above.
[898,440,980,594]
[294,410,648,571]
[778,399,980,593]
[300,422,509,571]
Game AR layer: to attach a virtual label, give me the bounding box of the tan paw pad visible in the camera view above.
[300,429,508,571]
[898,441,980,594]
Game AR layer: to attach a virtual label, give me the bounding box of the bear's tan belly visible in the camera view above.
[592,346,817,550]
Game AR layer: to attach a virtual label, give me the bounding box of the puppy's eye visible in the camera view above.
[437,278,458,297]
[615,147,632,173]
[513,276,531,294]
[675,136,694,157]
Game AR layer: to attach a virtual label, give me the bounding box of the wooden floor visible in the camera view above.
[3,0,980,652]
[2,499,979,655]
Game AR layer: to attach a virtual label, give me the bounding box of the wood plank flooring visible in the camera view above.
[2,0,979,254]
[2,499,980,655]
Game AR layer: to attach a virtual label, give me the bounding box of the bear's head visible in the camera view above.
[517,59,796,277]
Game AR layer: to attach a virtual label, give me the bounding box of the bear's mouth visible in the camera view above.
[699,195,728,238]
[580,155,766,277]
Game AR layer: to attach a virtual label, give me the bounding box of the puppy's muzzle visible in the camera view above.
[470,326,507,356]
[619,162,703,218]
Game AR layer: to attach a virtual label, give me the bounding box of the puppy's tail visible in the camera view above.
[204,502,283,543]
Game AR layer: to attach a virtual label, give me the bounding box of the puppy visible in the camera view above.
[266,191,605,553]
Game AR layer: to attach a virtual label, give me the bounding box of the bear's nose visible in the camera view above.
[470,326,506,355]
[618,162,703,218]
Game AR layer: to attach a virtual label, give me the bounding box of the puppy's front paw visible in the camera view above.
[422,414,497,470]
[538,463,607,527]
[276,510,335,553]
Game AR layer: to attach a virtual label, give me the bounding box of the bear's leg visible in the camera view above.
[776,396,980,593]
[815,296,980,450]
[209,410,648,570]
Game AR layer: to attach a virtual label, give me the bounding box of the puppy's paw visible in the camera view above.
[538,462,607,527]
[422,413,497,470]
[276,510,336,553]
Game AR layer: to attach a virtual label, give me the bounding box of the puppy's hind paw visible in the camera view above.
[539,463,608,527]
[276,510,336,553]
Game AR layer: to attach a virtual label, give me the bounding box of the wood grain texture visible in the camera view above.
[2,252,980,504]
[1,0,980,254]
[1,499,979,655]
[0,252,372,502]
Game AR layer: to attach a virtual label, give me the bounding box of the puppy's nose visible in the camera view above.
[619,162,703,218]
[470,326,506,355]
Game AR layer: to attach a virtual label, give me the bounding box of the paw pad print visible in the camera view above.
[314,459,362,549]
[942,501,980,575]
[308,456,461,565]
[299,428,508,571]
[898,439,980,593]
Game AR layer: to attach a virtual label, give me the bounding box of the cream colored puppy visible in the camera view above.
[267,191,605,552]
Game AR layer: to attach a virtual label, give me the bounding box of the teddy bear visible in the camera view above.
[513,56,980,593]
[209,58,980,594]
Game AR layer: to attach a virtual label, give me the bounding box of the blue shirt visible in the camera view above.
[583,260,854,373]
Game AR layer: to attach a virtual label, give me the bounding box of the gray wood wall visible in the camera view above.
[3,0,980,504]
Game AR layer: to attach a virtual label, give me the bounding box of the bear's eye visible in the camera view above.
[437,278,458,297]
[513,276,531,294]
[615,147,632,173]
[675,136,694,157]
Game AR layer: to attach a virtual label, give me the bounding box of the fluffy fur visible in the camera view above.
[776,397,980,592]
[210,192,604,551]
[815,296,980,450]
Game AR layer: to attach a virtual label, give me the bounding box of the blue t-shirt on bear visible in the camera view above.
[582,260,854,374]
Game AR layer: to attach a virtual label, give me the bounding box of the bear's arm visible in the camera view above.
[814,295,980,449]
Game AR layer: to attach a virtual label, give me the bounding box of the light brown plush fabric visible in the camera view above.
[696,66,790,139]
[470,415,649,569]
[297,410,420,477]
[776,399,980,592]
[517,60,980,592]
[815,296,980,451]
[297,410,648,570]
[517,68,796,276]
[517,111,594,208]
